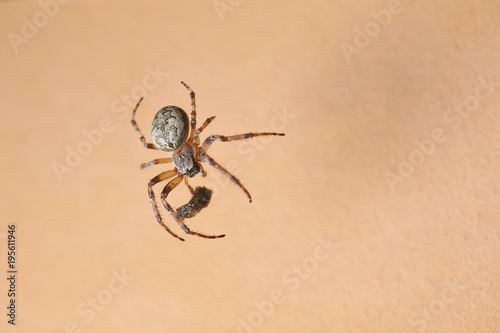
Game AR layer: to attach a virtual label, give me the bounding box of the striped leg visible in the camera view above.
[201,132,285,152]
[147,170,184,241]
[180,81,197,138]
[161,175,225,239]
[141,157,173,169]
[184,177,195,195]
[199,151,252,203]
[194,116,216,140]
[199,163,207,177]
[131,97,158,150]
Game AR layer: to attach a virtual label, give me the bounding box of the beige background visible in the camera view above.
[1,1,500,332]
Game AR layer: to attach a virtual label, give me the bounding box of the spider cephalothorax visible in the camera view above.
[131,81,284,241]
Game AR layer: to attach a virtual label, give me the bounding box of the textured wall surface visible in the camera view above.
[1,1,499,332]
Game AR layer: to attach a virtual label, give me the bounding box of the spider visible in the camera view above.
[131,81,285,241]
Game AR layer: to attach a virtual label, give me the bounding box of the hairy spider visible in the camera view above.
[131,81,285,241]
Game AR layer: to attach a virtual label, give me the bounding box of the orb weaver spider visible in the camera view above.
[131,81,285,241]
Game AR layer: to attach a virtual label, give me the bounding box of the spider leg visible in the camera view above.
[184,177,195,195]
[201,132,285,152]
[199,163,207,177]
[199,151,252,203]
[131,97,158,150]
[148,170,185,241]
[141,157,173,169]
[193,116,216,140]
[161,175,225,239]
[180,81,197,139]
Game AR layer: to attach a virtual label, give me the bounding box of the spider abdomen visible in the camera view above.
[151,106,189,151]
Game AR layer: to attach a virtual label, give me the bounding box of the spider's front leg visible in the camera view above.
[199,151,252,203]
[184,177,196,195]
[160,175,225,239]
[147,170,185,241]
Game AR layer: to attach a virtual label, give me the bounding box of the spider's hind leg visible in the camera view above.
[194,116,216,140]
[180,81,197,138]
[131,97,159,150]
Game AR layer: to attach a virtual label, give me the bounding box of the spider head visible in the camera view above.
[185,163,201,178]
[150,106,190,151]
[172,143,201,178]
